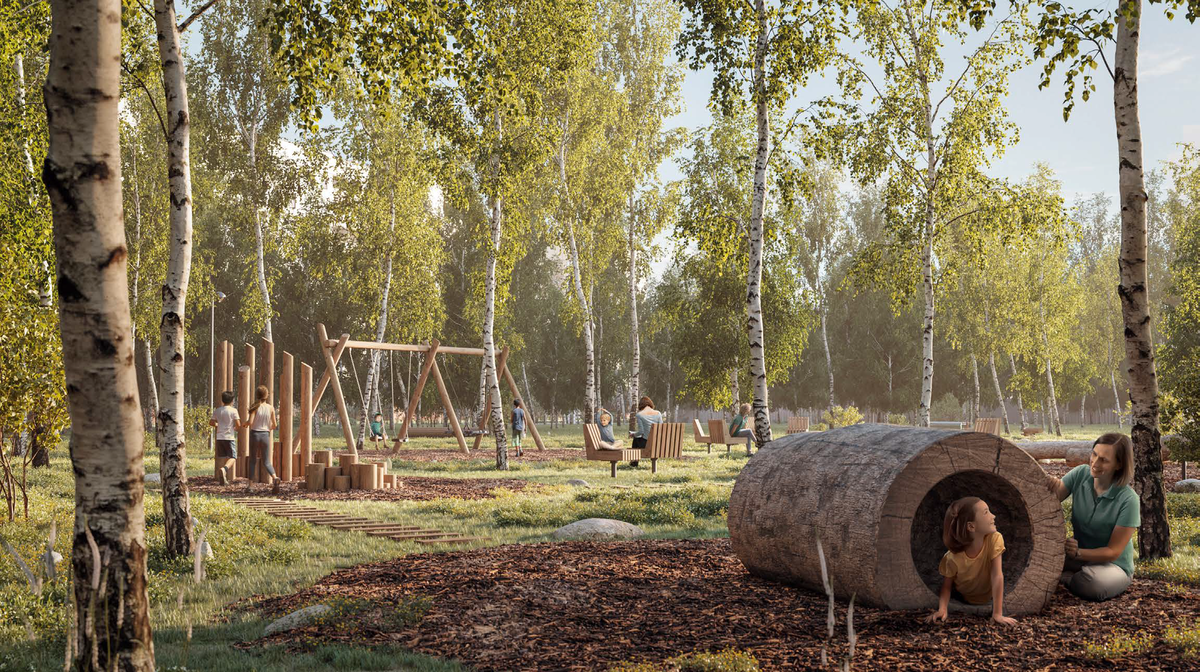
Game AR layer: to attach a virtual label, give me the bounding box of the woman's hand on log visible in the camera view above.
[1045,475,1062,494]
[923,608,947,623]
[991,614,1018,627]
[1065,538,1079,559]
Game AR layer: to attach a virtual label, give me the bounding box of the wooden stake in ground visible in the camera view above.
[43,0,154,665]
[280,351,293,482]
[300,362,313,468]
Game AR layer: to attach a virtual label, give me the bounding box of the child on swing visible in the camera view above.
[925,496,1018,626]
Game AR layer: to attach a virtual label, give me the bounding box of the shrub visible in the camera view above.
[929,393,962,422]
[821,406,863,429]
[1083,629,1155,659]
[1166,620,1200,658]
[812,423,829,431]
[886,413,909,425]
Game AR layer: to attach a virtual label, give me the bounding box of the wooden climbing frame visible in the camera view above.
[313,324,545,456]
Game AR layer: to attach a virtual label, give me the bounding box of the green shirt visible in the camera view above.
[1062,464,1141,576]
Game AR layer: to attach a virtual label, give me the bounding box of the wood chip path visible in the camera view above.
[231,498,484,546]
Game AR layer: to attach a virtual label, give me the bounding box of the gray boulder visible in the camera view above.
[263,604,331,636]
[144,473,161,484]
[566,479,590,487]
[1175,479,1200,493]
[553,518,644,541]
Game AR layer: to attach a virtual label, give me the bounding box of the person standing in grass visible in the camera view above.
[511,399,526,458]
[240,385,278,488]
[208,390,239,485]
[1045,432,1140,602]
[729,402,755,455]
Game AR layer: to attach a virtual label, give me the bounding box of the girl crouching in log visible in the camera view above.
[925,496,1018,626]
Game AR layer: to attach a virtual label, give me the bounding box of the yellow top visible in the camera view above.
[938,531,1006,605]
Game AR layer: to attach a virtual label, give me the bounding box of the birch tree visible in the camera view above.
[831,0,1030,426]
[676,0,840,447]
[43,0,154,665]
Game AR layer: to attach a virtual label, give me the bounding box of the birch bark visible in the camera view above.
[1009,353,1026,431]
[628,193,641,411]
[988,353,1009,434]
[358,193,395,446]
[820,299,834,409]
[154,0,195,558]
[43,0,154,664]
[746,0,772,447]
[484,113,509,469]
[970,354,981,426]
[556,117,597,419]
[1113,0,1169,558]
[1111,370,1123,428]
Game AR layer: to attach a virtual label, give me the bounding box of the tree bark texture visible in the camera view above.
[1113,0,1169,560]
[484,114,509,469]
[970,354,981,426]
[43,0,155,665]
[628,193,641,412]
[1009,354,1026,431]
[989,353,1010,434]
[557,124,596,420]
[1111,370,1124,429]
[746,0,772,448]
[142,340,158,429]
[358,193,395,446]
[154,0,195,559]
[821,306,834,409]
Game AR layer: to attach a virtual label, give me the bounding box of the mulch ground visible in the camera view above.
[1042,460,1190,491]
[362,447,704,463]
[243,538,1200,671]
[189,475,531,502]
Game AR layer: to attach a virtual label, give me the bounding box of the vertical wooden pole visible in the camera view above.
[213,341,222,407]
[223,341,233,399]
[280,351,294,481]
[260,337,275,406]
[430,359,468,453]
[502,359,545,451]
[239,345,254,460]
[300,362,313,468]
[396,341,440,449]
[317,324,357,456]
[290,333,348,451]
[246,343,256,409]
[473,346,510,452]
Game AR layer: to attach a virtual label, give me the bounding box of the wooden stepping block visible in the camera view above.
[366,528,441,537]
[414,536,486,545]
[328,522,424,531]
[383,531,466,540]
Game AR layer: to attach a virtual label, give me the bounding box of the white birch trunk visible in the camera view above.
[628,193,641,411]
[358,193,395,446]
[484,113,509,469]
[746,0,772,447]
[821,303,834,409]
[154,0,194,558]
[16,54,34,176]
[43,0,154,663]
[129,146,145,409]
[970,354,981,426]
[1111,370,1123,428]
[143,340,159,429]
[556,121,597,419]
[1080,394,1087,428]
[1113,0,1168,558]
[1010,353,1026,431]
[988,352,1010,434]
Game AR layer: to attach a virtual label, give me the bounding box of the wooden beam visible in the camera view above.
[430,358,468,454]
[394,340,440,450]
[472,346,510,452]
[325,339,486,356]
[290,333,348,451]
[501,358,545,451]
[280,351,294,482]
[318,324,357,457]
[300,362,313,469]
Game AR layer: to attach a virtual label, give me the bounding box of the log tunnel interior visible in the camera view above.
[909,469,1033,600]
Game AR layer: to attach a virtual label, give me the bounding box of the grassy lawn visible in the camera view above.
[0,422,1192,670]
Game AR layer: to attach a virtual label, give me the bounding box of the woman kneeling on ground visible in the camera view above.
[1044,432,1140,601]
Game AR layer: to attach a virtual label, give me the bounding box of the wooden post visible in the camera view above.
[237,349,253,463]
[501,358,545,451]
[472,346,510,452]
[396,340,440,449]
[213,341,223,407]
[280,351,294,482]
[260,337,274,406]
[290,335,348,452]
[225,341,233,400]
[317,324,357,456]
[430,358,468,453]
[300,362,313,469]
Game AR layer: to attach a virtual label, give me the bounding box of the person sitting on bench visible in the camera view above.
[593,408,625,450]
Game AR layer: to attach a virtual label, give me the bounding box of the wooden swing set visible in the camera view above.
[315,324,545,455]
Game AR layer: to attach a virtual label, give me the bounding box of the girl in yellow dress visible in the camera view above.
[925,496,1017,626]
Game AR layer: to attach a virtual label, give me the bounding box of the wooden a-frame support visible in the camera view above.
[306,324,545,457]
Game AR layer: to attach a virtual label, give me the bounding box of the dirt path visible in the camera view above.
[244,538,1200,671]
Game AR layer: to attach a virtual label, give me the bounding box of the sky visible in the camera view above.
[658,8,1200,204]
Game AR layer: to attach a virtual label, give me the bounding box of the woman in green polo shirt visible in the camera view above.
[1045,432,1140,602]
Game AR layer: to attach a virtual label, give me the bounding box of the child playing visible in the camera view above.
[511,399,525,458]
[208,390,240,485]
[925,496,1017,626]
[369,412,388,448]
[729,403,755,455]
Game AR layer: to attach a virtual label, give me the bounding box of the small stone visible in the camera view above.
[553,518,644,541]
[144,473,161,484]
[566,479,590,487]
[263,604,331,637]
[191,516,200,528]
[199,541,213,559]
[50,551,63,565]
[1175,479,1200,493]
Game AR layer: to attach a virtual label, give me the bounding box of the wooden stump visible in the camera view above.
[728,424,1064,616]
[306,463,325,492]
[324,466,341,490]
[314,450,332,467]
[338,453,358,469]
[293,453,303,480]
[353,463,377,490]
[333,475,351,491]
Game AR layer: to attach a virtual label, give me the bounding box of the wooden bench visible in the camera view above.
[641,423,685,473]
[787,416,810,434]
[708,419,744,454]
[583,424,643,478]
[693,419,713,453]
[973,418,1001,435]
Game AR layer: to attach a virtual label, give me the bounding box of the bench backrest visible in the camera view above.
[583,424,603,459]
[644,423,685,459]
[973,418,1001,435]
[787,416,810,433]
[692,419,711,442]
[708,419,728,443]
